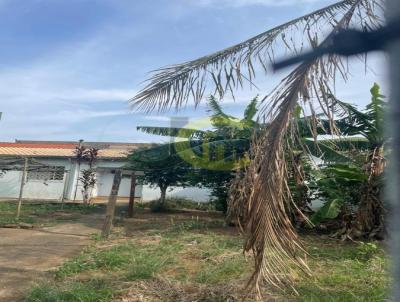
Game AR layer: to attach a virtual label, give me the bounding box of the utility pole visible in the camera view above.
[16,157,28,219]
[101,169,122,238]
[128,173,136,218]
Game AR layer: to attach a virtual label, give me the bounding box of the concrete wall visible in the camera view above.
[96,171,142,198]
[141,185,211,202]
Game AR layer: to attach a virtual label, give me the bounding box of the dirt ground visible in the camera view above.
[0,212,104,301]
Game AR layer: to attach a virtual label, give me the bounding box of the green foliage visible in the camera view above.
[164,197,216,211]
[337,82,386,147]
[135,96,261,213]
[140,197,216,213]
[128,144,193,188]
[311,164,366,223]
[363,83,386,146]
[26,279,113,302]
[355,242,379,262]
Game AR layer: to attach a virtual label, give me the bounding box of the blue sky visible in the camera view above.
[0,0,386,143]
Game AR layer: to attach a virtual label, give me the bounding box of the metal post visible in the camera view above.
[386,0,400,299]
[61,166,70,209]
[16,158,28,219]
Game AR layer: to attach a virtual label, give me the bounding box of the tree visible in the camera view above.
[74,146,98,204]
[137,96,261,213]
[79,169,97,205]
[128,144,195,207]
[130,0,383,294]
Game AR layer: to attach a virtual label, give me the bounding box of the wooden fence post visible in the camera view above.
[101,169,122,238]
[128,173,136,218]
[16,157,28,219]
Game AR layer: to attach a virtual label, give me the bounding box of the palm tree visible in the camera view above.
[130,0,383,295]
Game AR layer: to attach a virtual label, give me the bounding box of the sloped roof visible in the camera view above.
[0,141,148,159]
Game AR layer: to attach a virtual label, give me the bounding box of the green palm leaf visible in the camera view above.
[137,126,206,138]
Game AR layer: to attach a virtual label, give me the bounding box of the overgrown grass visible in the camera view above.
[0,201,101,226]
[136,197,217,212]
[25,211,389,301]
[26,279,113,302]
[283,237,389,302]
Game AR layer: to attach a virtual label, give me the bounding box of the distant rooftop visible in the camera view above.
[0,140,154,159]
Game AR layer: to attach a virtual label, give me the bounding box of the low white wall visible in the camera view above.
[0,171,23,198]
[96,171,142,198]
[141,185,211,202]
[0,160,66,200]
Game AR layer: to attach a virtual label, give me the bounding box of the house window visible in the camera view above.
[27,166,65,182]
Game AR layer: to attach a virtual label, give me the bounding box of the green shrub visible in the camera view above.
[146,197,216,213]
[149,200,170,213]
[355,242,379,262]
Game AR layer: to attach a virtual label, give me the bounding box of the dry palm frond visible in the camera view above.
[131,0,382,112]
[130,0,384,297]
[227,0,383,297]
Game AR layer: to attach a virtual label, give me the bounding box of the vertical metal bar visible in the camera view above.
[16,158,28,219]
[386,0,400,299]
[61,164,70,209]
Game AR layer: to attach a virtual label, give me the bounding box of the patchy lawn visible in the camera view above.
[0,201,103,227]
[24,208,389,302]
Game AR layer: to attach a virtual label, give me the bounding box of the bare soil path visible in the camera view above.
[0,212,104,302]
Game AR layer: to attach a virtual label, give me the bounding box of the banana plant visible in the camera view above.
[309,83,387,238]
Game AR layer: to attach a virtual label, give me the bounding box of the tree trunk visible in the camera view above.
[160,185,167,204]
[354,146,386,238]
[128,174,136,218]
[73,162,81,201]
[101,169,122,238]
[289,153,311,227]
[16,158,28,219]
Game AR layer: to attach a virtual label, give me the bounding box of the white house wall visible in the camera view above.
[0,158,68,200]
[141,185,211,202]
[96,170,142,198]
[0,158,137,201]
[0,157,211,202]
[0,170,23,198]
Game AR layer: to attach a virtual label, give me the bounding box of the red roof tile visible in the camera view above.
[0,143,77,149]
